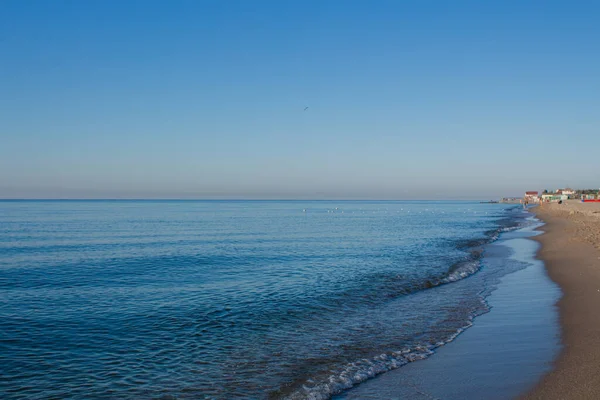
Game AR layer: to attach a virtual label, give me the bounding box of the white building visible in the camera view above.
[541,193,568,202]
[524,191,539,203]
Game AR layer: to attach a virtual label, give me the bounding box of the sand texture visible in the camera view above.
[537,200,600,249]
[521,200,600,399]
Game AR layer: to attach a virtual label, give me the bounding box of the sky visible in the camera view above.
[1,0,599,199]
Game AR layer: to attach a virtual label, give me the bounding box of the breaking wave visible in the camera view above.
[284,320,475,400]
[280,209,527,400]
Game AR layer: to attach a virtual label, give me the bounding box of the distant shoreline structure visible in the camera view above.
[499,197,523,204]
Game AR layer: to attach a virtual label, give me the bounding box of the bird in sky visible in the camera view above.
[304,107,309,111]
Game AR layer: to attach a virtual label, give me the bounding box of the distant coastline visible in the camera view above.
[0,198,525,202]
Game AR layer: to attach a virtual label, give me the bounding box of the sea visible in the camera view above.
[0,200,535,399]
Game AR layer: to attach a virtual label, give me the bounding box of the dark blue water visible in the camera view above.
[0,200,526,399]
[335,216,561,400]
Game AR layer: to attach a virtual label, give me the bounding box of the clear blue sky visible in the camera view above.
[1,0,599,199]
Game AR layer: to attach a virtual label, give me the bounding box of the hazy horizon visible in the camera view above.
[2,1,599,199]
[0,190,577,201]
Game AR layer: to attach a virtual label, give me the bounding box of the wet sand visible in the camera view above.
[522,200,600,399]
[336,215,561,400]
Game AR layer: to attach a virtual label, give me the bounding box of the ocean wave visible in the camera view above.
[284,321,475,400]
[277,257,489,400]
[282,214,529,400]
[442,260,481,283]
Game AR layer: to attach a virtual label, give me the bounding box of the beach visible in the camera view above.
[337,212,561,400]
[3,200,599,399]
[522,200,600,399]
[338,200,600,400]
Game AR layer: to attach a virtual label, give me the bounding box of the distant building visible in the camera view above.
[581,192,600,200]
[524,191,539,203]
[554,188,576,198]
[542,193,567,202]
[500,197,522,204]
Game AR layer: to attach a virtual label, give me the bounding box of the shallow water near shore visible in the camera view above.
[335,217,561,399]
[1,200,536,399]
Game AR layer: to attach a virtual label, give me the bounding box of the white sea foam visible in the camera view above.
[285,323,474,400]
[284,221,526,400]
[443,260,482,283]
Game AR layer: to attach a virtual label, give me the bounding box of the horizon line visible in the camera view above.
[0,198,517,202]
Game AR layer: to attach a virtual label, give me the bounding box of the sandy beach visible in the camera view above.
[522,200,600,399]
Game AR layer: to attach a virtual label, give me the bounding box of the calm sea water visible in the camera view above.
[0,200,526,399]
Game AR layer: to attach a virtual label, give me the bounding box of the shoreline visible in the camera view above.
[337,211,561,399]
[521,201,600,399]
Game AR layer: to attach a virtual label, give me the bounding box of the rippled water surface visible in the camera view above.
[0,200,524,399]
